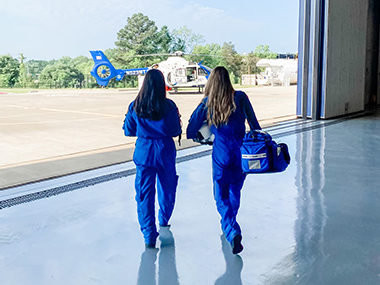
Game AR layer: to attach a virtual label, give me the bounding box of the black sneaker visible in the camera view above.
[232,234,243,254]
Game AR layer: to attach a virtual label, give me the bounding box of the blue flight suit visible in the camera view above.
[186,91,261,244]
[123,99,182,245]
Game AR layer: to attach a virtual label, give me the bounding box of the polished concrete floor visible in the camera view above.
[1,110,380,284]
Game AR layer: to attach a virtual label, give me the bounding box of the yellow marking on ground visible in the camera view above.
[3,105,120,118]
[0,117,118,126]
[0,113,48,119]
[3,104,27,108]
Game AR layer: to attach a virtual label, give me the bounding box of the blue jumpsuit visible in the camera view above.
[123,99,182,245]
[186,91,261,244]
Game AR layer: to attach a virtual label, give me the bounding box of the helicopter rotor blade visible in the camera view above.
[129,54,172,57]
[114,52,234,63]
[187,54,234,58]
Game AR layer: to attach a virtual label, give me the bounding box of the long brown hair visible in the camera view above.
[133,69,166,121]
[205,66,235,127]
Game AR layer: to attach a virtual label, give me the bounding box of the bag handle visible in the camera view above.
[244,130,272,142]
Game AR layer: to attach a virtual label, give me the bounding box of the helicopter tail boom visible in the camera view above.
[90,50,150,87]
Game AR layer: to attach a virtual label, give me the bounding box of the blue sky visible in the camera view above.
[0,0,299,61]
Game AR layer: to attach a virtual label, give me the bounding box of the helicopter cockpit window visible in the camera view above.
[186,67,197,82]
[198,68,208,76]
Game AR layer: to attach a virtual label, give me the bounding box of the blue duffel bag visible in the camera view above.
[241,130,290,173]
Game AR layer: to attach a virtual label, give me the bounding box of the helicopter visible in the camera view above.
[89,50,213,93]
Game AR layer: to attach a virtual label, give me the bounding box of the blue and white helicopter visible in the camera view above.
[90,50,213,92]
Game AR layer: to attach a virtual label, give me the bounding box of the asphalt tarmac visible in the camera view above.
[0,86,297,189]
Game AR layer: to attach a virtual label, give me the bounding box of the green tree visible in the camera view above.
[18,53,28,87]
[104,49,120,66]
[171,26,205,53]
[241,52,260,74]
[71,55,93,76]
[191,44,223,68]
[39,59,84,88]
[115,13,159,58]
[26,59,49,80]
[71,55,90,67]
[57,56,73,66]
[72,55,95,88]
[155,25,172,54]
[114,13,173,83]
[219,42,242,83]
[254,44,277,59]
[0,54,20,87]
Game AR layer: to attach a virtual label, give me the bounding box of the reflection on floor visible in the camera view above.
[1,110,380,284]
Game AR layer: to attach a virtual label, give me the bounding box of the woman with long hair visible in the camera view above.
[123,69,182,248]
[187,66,261,254]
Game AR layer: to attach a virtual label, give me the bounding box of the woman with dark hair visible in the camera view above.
[123,69,182,248]
[186,66,261,254]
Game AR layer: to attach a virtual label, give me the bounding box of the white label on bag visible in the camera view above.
[249,160,261,169]
[242,153,266,159]
[277,146,281,156]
